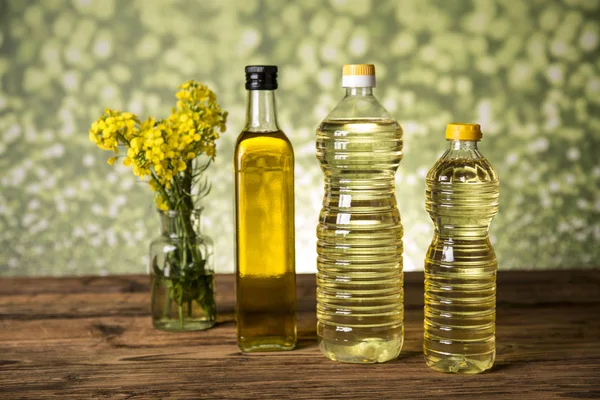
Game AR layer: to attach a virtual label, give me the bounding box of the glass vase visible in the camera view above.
[149,208,216,331]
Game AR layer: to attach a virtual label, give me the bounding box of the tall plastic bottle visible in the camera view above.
[316,64,404,363]
[234,65,297,352]
[424,123,499,374]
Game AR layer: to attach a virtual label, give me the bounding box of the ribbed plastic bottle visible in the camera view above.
[316,64,404,364]
[424,123,499,374]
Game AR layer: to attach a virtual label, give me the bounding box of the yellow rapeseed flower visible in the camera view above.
[90,81,227,211]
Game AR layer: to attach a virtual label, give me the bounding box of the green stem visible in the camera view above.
[164,282,170,317]
[150,173,174,209]
[178,288,184,329]
[157,167,216,328]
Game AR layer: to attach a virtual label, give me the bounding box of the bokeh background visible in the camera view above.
[0,0,599,276]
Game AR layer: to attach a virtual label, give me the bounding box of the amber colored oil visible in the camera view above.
[234,130,297,352]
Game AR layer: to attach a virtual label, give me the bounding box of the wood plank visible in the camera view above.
[2,271,599,304]
[0,355,598,399]
[0,272,599,399]
[1,305,597,361]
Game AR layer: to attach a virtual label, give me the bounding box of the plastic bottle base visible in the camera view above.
[424,354,495,375]
[319,337,403,364]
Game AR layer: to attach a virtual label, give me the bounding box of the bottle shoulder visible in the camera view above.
[235,130,292,147]
[317,118,401,133]
[427,154,498,185]
[324,94,394,121]
[235,130,293,152]
[234,130,294,167]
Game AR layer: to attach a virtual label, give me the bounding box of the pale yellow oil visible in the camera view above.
[234,130,297,352]
[424,157,499,374]
[316,119,404,364]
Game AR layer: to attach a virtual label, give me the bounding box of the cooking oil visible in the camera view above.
[424,123,499,374]
[234,66,296,352]
[316,64,404,364]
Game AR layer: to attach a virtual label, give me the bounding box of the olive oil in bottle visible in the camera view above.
[316,64,404,363]
[424,123,499,374]
[234,66,297,352]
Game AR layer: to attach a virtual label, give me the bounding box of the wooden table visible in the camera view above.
[0,271,599,399]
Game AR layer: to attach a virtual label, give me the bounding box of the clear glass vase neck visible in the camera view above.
[244,90,279,132]
[159,208,203,238]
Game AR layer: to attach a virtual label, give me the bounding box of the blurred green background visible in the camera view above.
[0,0,598,276]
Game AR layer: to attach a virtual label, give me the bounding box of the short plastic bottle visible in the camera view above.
[424,123,499,374]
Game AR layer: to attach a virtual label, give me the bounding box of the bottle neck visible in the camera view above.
[447,140,479,150]
[244,90,279,132]
[345,87,374,97]
[443,139,483,160]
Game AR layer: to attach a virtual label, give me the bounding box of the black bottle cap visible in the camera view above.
[245,65,278,90]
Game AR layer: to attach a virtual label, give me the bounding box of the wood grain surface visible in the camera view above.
[0,271,599,399]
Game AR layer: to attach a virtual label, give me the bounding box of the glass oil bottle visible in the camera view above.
[234,65,297,352]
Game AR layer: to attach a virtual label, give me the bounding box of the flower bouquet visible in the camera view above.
[89,81,227,331]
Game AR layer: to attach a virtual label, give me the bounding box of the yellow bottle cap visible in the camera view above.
[342,64,376,87]
[342,64,375,76]
[445,123,482,141]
